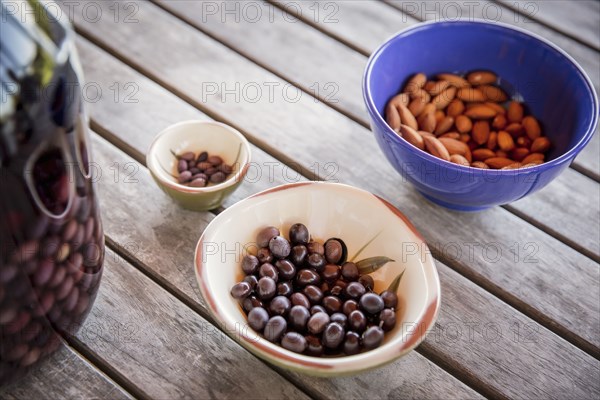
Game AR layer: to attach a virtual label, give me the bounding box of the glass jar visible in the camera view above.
[1,0,104,385]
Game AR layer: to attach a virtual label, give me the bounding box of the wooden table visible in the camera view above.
[2,1,599,399]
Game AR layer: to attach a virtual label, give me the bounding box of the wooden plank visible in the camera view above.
[151,0,600,253]
[498,0,600,50]
[93,131,598,399]
[75,234,311,399]
[81,39,599,399]
[81,47,483,400]
[269,0,418,54]
[66,0,600,353]
[509,169,600,259]
[0,347,132,400]
[422,264,600,400]
[153,0,368,123]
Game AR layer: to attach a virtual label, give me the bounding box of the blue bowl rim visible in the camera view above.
[363,19,599,175]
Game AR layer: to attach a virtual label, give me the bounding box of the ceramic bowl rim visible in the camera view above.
[194,181,441,375]
[146,120,252,194]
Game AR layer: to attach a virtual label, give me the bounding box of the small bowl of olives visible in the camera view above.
[194,182,440,376]
[146,120,251,211]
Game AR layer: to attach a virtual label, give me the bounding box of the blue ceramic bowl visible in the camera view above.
[363,20,598,211]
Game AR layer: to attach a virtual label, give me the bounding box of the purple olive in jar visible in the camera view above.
[0,4,104,386]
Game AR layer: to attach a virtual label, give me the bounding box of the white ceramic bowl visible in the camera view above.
[146,120,251,211]
[194,182,440,376]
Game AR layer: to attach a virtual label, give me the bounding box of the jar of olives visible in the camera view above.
[0,3,104,385]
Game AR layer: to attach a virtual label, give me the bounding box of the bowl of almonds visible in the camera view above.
[363,20,598,211]
[146,120,251,211]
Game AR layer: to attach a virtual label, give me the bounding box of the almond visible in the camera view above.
[446,99,465,117]
[455,115,472,133]
[390,93,410,107]
[522,116,542,140]
[496,150,508,158]
[516,136,531,148]
[457,87,486,102]
[511,147,530,161]
[470,161,489,169]
[522,153,545,164]
[508,101,524,123]
[419,103,436,117]
[472,120,490,145]
[439,137,469,156]
[464,105,497,119]
[386,103,401,131]
[464,148,473,163]
[398,104,418,130]
[404,73,427,95]
[485,157,516,169]
[417,130,435,138]
[492,114,507,130]
[472,148,496,161]
[435,116,454,135]
[432,86,457,110]
[501,162,523,170]
[460,133,471,143]
[408,97,427,116]
[531,137,551,153]
[450,154,470,166]
[505,123,524,137]
[411,89,431,102]
[484,102,506,115]
[479,85,508,102]
[466,71,497,86]
[487,131,498,149]
[497,131,515,151]
[440,132,461,140]
[424,80,450,96]
[423,136,451,161]
[434,110,446,123]
[437,73,470,88]
[399,124,425,150]
[418,109,437,133]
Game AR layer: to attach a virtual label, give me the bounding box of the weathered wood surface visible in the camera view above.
[91,131,600,400]
[67,1,600,353]
[498,0,600,50]
[76,37,600,399]
[0,347,132,400]
[75,241,311,399]
[91,134,481,399]
[154,0,368,123]
[423,265,600,400]
[152,0,599,256]
[509,170,600,260]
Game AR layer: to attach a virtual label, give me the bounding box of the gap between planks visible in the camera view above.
[77,27,600,360]
[62,336,148,400]
[493,0,600,52]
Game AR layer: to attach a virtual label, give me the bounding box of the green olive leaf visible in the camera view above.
[387,269,406,294]
[356,256,395,274]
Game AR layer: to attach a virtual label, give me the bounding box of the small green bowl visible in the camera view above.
[146,120,251,211]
